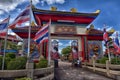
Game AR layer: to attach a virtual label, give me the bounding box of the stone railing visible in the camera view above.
[0,63,54,80]
[83,60,120,80]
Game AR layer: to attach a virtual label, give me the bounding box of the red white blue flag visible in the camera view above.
[103,28,109,42]
[9,5,30,28]
[113,32,120,53]
[33,20,50,44]
[0,16,10,35]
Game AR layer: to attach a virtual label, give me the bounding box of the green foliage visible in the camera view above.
[111,57,120,65]
[0,56,2,70]
[7,57,27,70]
[0,55,12,70]
[5,53,16,59]
[15,77,31,80]
[35,58,48,68]
[4,57,11,69]
[96,56,120,65]
[17,45,22,50]
[61,46,71,56]
[1,40,18,50]
[96,57,108,64]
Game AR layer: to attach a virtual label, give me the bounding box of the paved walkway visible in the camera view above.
[54,61,113,80]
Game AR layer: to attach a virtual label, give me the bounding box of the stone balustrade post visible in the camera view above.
[26,62,34,79]
[92,57,96,71]
[106,60,110,76]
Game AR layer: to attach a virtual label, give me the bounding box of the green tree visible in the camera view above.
[61,46,71,56]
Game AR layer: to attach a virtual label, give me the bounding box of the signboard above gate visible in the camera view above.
[55,26,76,34]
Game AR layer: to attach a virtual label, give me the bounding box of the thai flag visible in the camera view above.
[34,20,50,44]
[114,32,120,53]
[9,5,30,28]
[0,16,10,35]
[103,28,109,42]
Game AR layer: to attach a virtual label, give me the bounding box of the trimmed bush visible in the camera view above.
[96,57,120,65]
[35,58,48,68]
[7,56,27,70]
[111,57,120,65]
[5,53,16,59]
[0,56,2,70]
[0,56,12,70]
[96,57,108,64]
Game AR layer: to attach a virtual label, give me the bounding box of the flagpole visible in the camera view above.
[2,15,10,70]
[27,0,32,61]
[107,43,111,62]
[48,19,51,66]
[103,24,111,62]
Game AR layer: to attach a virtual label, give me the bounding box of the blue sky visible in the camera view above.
[0,0,120,30]
[0,0,120,53]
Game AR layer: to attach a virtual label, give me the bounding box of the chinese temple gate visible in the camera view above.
[12,6,113,61]
[32,6,101,61]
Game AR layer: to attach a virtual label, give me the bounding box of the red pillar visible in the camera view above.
[81,36,85,61]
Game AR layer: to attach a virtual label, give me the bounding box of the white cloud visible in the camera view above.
[106,27,112,31]
[41,0,65,5]
[41,1,45,6]
[58,48,62,54]
[0,0,26,13]
[0,10,4,15]
[59,42,63,46]
[32,0,40,5]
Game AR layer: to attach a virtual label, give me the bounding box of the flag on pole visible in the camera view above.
[103,27,111,61]
[9,5,30,29]
[0,17,10,35]
[103,28,109,42]
[113,32,120,53]
[33,20,50,44]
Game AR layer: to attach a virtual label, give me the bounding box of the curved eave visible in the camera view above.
[32,7,100,17]
[11,26,40,38]
[32,7,100,24]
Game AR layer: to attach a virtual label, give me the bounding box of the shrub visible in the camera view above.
[0,56,12,70]
[7,56,27,70]
[35,58,48,68]
[5,53,16,59]
[96,57,108,64]
[0,56,2,70]
[4,57,11,69]
[111,57,120,65]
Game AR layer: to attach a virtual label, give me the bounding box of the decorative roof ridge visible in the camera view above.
[32,6,100,17]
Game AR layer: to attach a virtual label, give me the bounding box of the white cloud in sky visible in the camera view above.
[0,0,40,15]
[41,0,65,5]
[59,42,63,46]
[106,27,113,31]
[0,10,4,15]
[32,0,40,5]
[0,0,27,13]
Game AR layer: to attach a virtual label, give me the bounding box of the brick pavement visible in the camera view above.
[54,61,113,80]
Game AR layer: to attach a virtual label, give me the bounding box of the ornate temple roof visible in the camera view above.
[0,34,22,42]
[32,6,100,25]
[86,27,114,40]
[86,28,114,36]
[12,6,100,39]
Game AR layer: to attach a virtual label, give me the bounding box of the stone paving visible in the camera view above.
[54,61,113,80]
